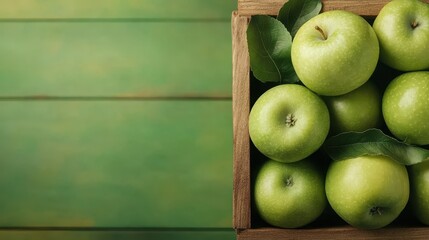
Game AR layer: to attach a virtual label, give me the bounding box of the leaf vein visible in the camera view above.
[255,19,282,82]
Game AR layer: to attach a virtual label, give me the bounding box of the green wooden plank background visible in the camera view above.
[0,0,235,19]
[0,229,235,240]
[0,0,236,239]
[0,101,232,228]
[0,21,232,97]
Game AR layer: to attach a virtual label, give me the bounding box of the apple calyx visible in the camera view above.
[283,176,294,187]
[285,113,297,127]
[315,25,327,40]
[369,206,384,216]
[411,20,419,29]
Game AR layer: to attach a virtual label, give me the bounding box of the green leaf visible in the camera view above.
[323,128,429,166]
[247,15,299,84]
[277,0,322,37]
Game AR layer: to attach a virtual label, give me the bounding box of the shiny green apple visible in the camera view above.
[254,158,327,228]
[409,160,429,225]
[291,10,379,96]
[373,0,429,71]
[382,71,429,145]
[323,81,382,135]
[326,155,409,229]
[249,84,330,163]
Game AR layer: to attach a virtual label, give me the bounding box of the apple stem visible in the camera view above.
[285,114,296,127]
[411,20,419,29]
[315,25,327,40]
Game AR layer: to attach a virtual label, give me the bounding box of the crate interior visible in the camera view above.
[246,39,423,231]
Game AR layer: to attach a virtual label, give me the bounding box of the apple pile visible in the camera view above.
[248,0,429,229]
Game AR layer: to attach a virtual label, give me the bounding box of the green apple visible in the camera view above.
[291,10,379,96]
[326,155,409,229]
[249,84,330,163]
[254,158,327,228]
[409,160,429,225]
[373,0,429,71]
[323,81,382,135]
[382,71,429,145]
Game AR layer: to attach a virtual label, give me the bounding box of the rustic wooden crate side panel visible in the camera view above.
[0,101,232,228]
[0,0,235,19]
[238,0,429,17]
[237,227,429,240]
[0,22,232,98]
[232,11,251,230]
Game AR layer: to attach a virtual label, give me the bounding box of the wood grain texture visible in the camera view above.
[0,0,235,238]
[0,101,232,228]
[0,0,235,19]
[238,0,429,17]
[0,22,231,97]
[232,11,251,231]
[237,227,429,240]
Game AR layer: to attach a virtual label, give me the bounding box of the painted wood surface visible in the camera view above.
[0,21,231,97]
[0,229,235,240]
[0,0,235,19]
[0,0,235,239]
[0,101,232,228]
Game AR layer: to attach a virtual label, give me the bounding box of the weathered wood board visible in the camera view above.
[0,101,232,228]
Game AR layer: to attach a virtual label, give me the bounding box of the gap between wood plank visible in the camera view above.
[0,96,232,101]
[0,18,231,23]
[0,227,234,232]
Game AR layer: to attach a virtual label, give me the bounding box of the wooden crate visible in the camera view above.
[232,0,429,239]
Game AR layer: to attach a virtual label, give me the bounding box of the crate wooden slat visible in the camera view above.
[237,226,429,240]
[237,0,429,17]
[232,10,251,230]
[232,0,429,239]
